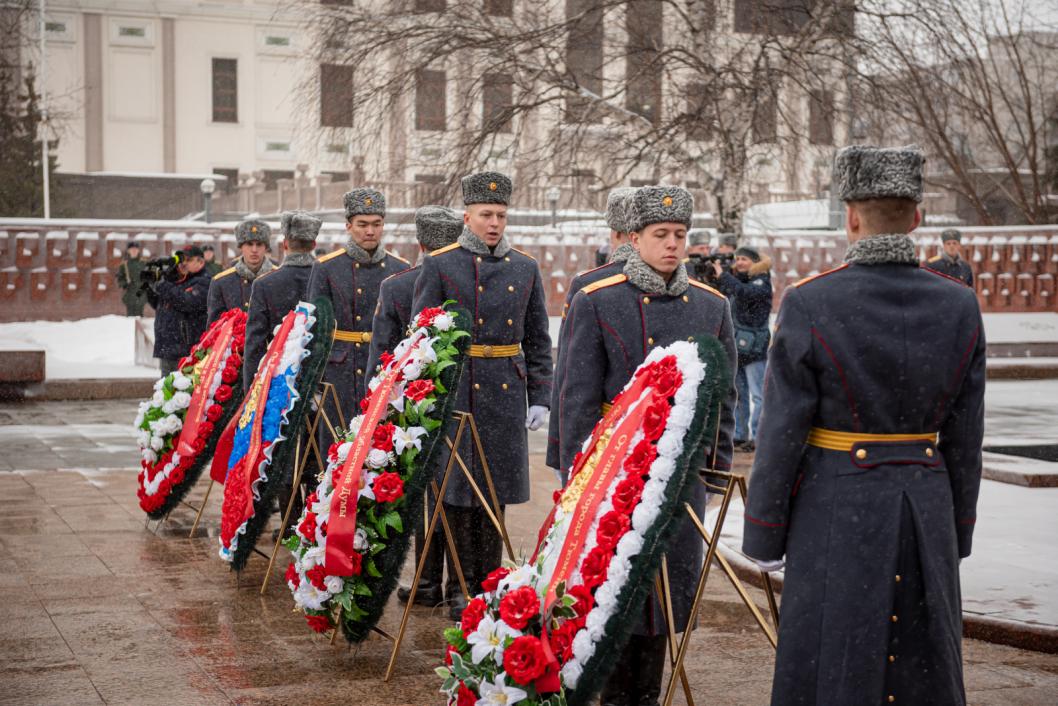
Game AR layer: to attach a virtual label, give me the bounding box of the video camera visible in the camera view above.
[136,252,185,296]
[687,251,733,284]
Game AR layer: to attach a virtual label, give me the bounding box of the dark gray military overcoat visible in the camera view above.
[742,260,986,706]
[560,267,737,634]
[306,248,410,425]
[242,261,313,392]
[207,266,254,325]
[924,254,974,287]
[365,265,420,382]
[411,232,553,507]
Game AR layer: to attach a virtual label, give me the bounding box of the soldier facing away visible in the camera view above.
[206,219,275,324]
[559,185,736,706]
[115,241,149,316]
[411,171,553,621]
[366,205,463,608]
[742,145,986,706]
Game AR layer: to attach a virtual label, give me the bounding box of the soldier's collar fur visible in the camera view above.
[234,256,274,281]
[609,242,635,264]
[458,227,512,258]
[844,234,918,266]
[281,252,316,268]
[623,249,689,296]
[345,239,388,265]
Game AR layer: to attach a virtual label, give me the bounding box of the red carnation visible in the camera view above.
[549,620,578,663]
[642,400,670,442]
[297,512,318,540]
[498,586,540,630]
[580,546,611,589]
[625,438,658,477]
[444,643,459,666]
[192,437,206,453]
[651,359,682,398]
[416,306,444,328]
[552,489,563,505]
[481,566,511,593]
[169,467,186,485]
[221,366,239,384]
[456,682,477,706]
[611,476,645,515]
[359,396,371,413]
[214,384,233,403]
[566,584,595,625]
[327,443,340,463]
[205,403,223,422]
[305,491,319,507]
[157,478,172,497]
[348,550,363,576]
[460,597,488,634]
[373,472,404,503]
[503,635,547,685]
[197,421,215,440]
[372,423,396,452]
[305,564,328,591]
[285,562,300,588]
[596,510,631,551]
[405,379,436,402]
[379,351,395,369]
[305,613,332,633]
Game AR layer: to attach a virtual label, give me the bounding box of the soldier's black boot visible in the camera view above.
[599,636,638,706]
[631,635,668,706]
[397,526,445,606]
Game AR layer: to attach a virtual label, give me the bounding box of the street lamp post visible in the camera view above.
[200,178,216,223]
[546,186,561,228]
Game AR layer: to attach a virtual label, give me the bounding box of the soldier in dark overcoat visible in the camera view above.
[924,228,974,286]
[411,172,553,620]
[206,219,275,324]
[742,145,986,706]
[560,185,737,706]
[546,187,637,482]
[307,189,410,430]
[365,205,463,607]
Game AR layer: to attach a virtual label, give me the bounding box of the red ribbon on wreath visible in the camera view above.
[177,315,236,459]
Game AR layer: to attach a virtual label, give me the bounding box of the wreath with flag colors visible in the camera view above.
[135,308,247,518]
[211,299,333,571]
[284,303,469,641]
[437,337,729,706]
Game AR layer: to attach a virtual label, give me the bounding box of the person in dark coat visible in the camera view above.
[152,246,211,376]
[206,219,276,324]
[742,145,986,706]
[411,171,553,620]
[715,244,773,449]
[365,205,463,608]
[560,185,737,706]
[547,187,637,483]
[202,245,223,278]
[307,189,410,430]
[924,228,974,286]
[115,241,149,316]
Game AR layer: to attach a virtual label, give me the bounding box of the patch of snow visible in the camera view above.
[0,314,158,379]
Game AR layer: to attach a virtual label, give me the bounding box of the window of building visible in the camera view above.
[320,171,350,183]
[808,89,833,145]
[734,0,811,35]
[213,168,239,193]
[413,0,446,12]
[320,64,354,127]
[212,58,238,123]
[485,0,513,16]
[626,0,662,124]
[415,69,447,131]
[482,73,514,132]
[753,90,778,143]
[565,0,603,123]
[414,173,447,202]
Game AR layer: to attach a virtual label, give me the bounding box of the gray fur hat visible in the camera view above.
[833,145,925,203]
[628,185,694,233]
[462,171,512,206]
[718,232,739,249]
[280,210,322,244]
[687,229,710,247]
[941,228,962,243]
[605,187,636,232]
[414,205,463,251]
[235,219,272,247]
[344,188,386,219]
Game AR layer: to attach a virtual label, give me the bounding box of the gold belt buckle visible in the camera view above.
[482,344,494,358]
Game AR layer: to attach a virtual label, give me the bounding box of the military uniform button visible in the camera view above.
[381,262,386,268]
[244,301,248,307]
[356,368,363,375]
[890,615,898,623]
[502,383,508,390]
[508,285,514,292]
[355,263,360,269]
[473,383,480,390]
[925,448,934,457]
[647,337,654,345]
[687,336,694,341]
[355,343,361,348]
[643,296,650,304]
[356,287,363,294]
[504,256,511,262]
[476,256,483,262]
[478,285,484,292]
[682,295,689,302]
[895,574,901,582]
[355,315,361,321]
[507,319,513,326]
[856,448,868,460]
[478,317,484,324]
[888,655,895,663]
[888,696,895,703]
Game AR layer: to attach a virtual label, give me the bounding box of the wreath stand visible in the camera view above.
[377,410,513,680]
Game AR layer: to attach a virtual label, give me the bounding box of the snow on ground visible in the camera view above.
[982,312,1058,343]
[0,315,158,379]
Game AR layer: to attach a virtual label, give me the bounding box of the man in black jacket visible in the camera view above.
[715,245,773,450]
[152,247,210,375]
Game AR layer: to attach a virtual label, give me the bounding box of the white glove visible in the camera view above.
[526,405,548,431]
[751,557,785,573]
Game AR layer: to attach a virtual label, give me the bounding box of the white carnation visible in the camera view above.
[324,575,345,594]
[432,312,453,331]
[173,374,192,391]
[366,448,392,469]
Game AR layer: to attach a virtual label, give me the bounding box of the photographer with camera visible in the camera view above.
[687,231,737,285]
[148,246,211,376]
[713,244,773,451]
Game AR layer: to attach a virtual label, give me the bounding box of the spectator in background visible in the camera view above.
[202,244,222,277]
[714,244,773,451]
[115,241,149,317]
[152,246,210,376]
[687,229,711,257]
[925,229,974,286]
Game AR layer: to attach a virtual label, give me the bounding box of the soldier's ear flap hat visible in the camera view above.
[235,219,272,247]
[414,205,463,251]
[628,185,694,233]
[833,144,925,203]
[605,186,637,233]
[281,210,323,244]
[462,171,512,206]
[344,188,387,219]
[941,228,962,243]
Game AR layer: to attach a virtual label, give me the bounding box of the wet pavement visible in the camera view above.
[1,398,1057,705]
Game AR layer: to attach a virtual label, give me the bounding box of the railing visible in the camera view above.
[0,218,1054,323]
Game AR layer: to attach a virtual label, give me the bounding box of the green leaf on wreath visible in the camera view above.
[435,667,452,679]
[353,582,373,597]
[422,417,442,432]
[365,558,382,578]
[282,535,301,553]
[383,511,403,534]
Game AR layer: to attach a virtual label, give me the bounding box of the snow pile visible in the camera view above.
[0,315,158,379]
